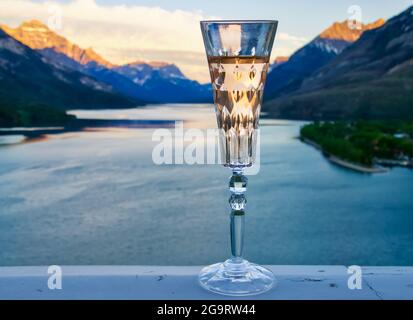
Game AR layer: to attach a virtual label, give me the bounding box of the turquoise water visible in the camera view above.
[0,104,413,266]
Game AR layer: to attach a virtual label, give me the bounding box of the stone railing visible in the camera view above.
[1,265,412,299]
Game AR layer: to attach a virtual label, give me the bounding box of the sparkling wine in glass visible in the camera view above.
[199,20,278,296]
[208,55,269,167]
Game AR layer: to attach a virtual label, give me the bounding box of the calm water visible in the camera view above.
[1,104,413,266]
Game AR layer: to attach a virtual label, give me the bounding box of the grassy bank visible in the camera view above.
[300,121,413,167]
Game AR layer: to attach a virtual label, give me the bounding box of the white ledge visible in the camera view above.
[1,265,412,300]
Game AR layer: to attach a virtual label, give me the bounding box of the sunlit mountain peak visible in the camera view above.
[319,19,385,42]
[1,20,114,68]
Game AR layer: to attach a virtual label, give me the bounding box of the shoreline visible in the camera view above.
[0,118,175,135]
[301,138,389,174]
[0,118,176,146]
[327,155,388,174]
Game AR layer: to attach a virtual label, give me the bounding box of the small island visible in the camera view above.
[300,121,413,173]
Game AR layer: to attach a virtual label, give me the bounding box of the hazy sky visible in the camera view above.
[0,0,412,82]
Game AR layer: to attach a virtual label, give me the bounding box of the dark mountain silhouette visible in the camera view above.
[265,5,413,120]
[264,19,385,100]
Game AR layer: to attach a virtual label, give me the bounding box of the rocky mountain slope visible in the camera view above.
[264,19,385,100]
[0,29,136,109]
[265,6,413,120]
[1,20,114,68]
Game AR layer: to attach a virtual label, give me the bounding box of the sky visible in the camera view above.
[0,0,412,82]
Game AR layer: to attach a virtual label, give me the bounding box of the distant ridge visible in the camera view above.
[272,56,289,64]
[114,61,211,103]
[269,56,289,71]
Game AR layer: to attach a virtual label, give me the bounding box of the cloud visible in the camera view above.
[272,32,309,58]
[277,32,308,46]
[0,0,308,82]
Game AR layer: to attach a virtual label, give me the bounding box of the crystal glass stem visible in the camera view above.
[229,169,247,259]
[230,211,244,258]
[199,168,275,296]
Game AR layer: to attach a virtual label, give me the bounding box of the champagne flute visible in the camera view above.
[199,20,278,296]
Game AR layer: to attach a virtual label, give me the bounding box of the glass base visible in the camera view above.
[198,258,276,296]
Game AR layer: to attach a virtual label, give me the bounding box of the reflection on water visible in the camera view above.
[0,104,413,266]
[70,104,217,129]
[0,135,27,146]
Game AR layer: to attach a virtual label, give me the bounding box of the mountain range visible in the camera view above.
[264,19,385,100]
[1,5,412,122]
[264,5,413,120]
[0,28,136,109]
[0,20,211,106]
[114,61,211,103]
